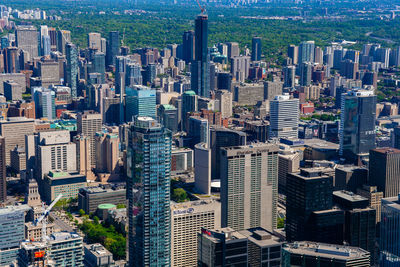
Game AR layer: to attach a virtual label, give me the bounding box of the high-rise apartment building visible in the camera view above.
[0,137,5,203]
[47,232,84,267]
[369,147,400,197]
[157,104,178,134]
[298,41,315,64]
[251,36,262,61]
[269,94,299,139]
[171,199,220,266]
[264,80,284,101]
[95,132,119,174]
[339,89,376,161]
[127,117,172,266]
[287,44,298,65]
[66,43,78,98]
[73,135,95,181]
[227,42,240,59]
[283,65,296,88]
[57,30,71,55]
[220,144,279,231]
[300,62,312,86]
[231,55,250,82]
[77,111,102,168]
[181,90,198,131]
[191,14,210,97]
[88,32,102,50]
[215,90,232,118]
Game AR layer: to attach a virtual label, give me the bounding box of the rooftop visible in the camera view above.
[0,204,30,215]
[49,232,81,242]
[283,241,370,260]
[371,147,400,154]
[333,190,368,203]
[239,228,282,247]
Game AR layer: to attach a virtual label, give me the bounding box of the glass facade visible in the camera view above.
[381,197,400,266]
[66,43,78,98]
[127,117,172,266]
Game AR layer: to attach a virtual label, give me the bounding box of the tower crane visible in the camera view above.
[34,194,63,243]
[195,0,206,14]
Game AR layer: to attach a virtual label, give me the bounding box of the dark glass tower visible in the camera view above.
[251,37,262,61]
[339,89,376,162]
[191,14,210,97]
[66,43,78,98]
[106,31,120,67]
[182,30,195,63]
[127,117,172,266]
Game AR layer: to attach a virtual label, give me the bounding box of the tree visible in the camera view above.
[79,209,85,217]
[277,217,285,229]
[172,188,188,203]
[93,216,100,225]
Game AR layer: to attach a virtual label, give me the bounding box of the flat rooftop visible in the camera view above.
[283,241,370,260]
[333,190,368,203]
[239,228,282,247]
[0,204,30,215]
[49,232,81,242]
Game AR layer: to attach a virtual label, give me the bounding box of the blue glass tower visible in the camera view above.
[191,14,210,97]
[125,85,156,122]
[381,195,400,266]
[106,31,120,67]
[127,117,172,267]
[41,35,51,56]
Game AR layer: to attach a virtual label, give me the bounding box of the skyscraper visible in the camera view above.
[157,104,178,133]
[56,30,71,55]
[286,168,334,242]
[220,144,279,231]
[283,65,296,88]
[181,90,198,131]
[41,35,51,56]
[381,195,400,266]
[339,89,376,161]
[251,36,262,61]
[287,44,298,65]
[298,41,315,64]
[33,88,56,120]
[127,117,172,266]
[300,62,312,86]
[125,85,156,121]
[88,32,102,50]
[191,14,210,97]
[0,137,5,203]
[66,43,78,98]
[182,30,195,63]
[16,25,39,59]
[369,147,400,197]
[106,31,120,67]
[77,111,102,168]
[269,94,299,139]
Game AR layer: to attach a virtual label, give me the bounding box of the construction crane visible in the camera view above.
[34,194,63,243]
[195,0,206,14]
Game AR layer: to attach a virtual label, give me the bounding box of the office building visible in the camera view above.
[57,30,71,55]
[84,243,115,267]
[127,117,172,266]
[38,60,60,88]
[106,31,120,67]
[357,185,383,223]
[286,168,333,241]
[264,81,283,101]
[298,41,315,63]
[233,83,264,105]
[191,14,210,97]
[36,130,77,179]
[171,147,193,173]
[0,118,35,165]
[4,47,20,73]
[42,170,86,203]
[227,42,240,59]
[334,166,368,192]
[299,62,312,86]
[18,241,50,267]
[188,116,209,147]
[278,148,300,193]
[198,227,248,266]
[91,52,106,83]
[42,35,51,56]
[381,195,400,266]
[33,87,56,120]
[194,142,211,195]
[369,147,400,197]
[210,127,246,180]
[78,185,126,214]
[4,80,23,101]
[171,199,220,266]
[287,44,298,65]
[251,36,262,61]
[47,232,84,267]
[220,144,279,231]
[282,242,370,267]
[182,90,198,131]
[16,25,38,59]
[126,62,142,87]
[0,138,5,203]
[125,85,156,121]
[339,89,376,161]
[103,97,120,125]
[182,30,195,63]
[0,205,30,266]
[215,90,232,118]
[158,104,178,133]
[269,94,299,139]
[77,111,102,168]
[340,59,359,79]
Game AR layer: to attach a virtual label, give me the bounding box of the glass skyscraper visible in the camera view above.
[106,31,120,67]
[251,36,262,61]
[66,43,78,98]
[381,195,400,266]
[125,85,156,122]
[191,14,210,97]
[127,117,172,267]
[339,89,376,162]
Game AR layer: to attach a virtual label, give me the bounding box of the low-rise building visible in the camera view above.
[78,184,126,214]
[84,243,115,267]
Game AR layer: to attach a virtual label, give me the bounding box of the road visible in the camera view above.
[49,211,75,232]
